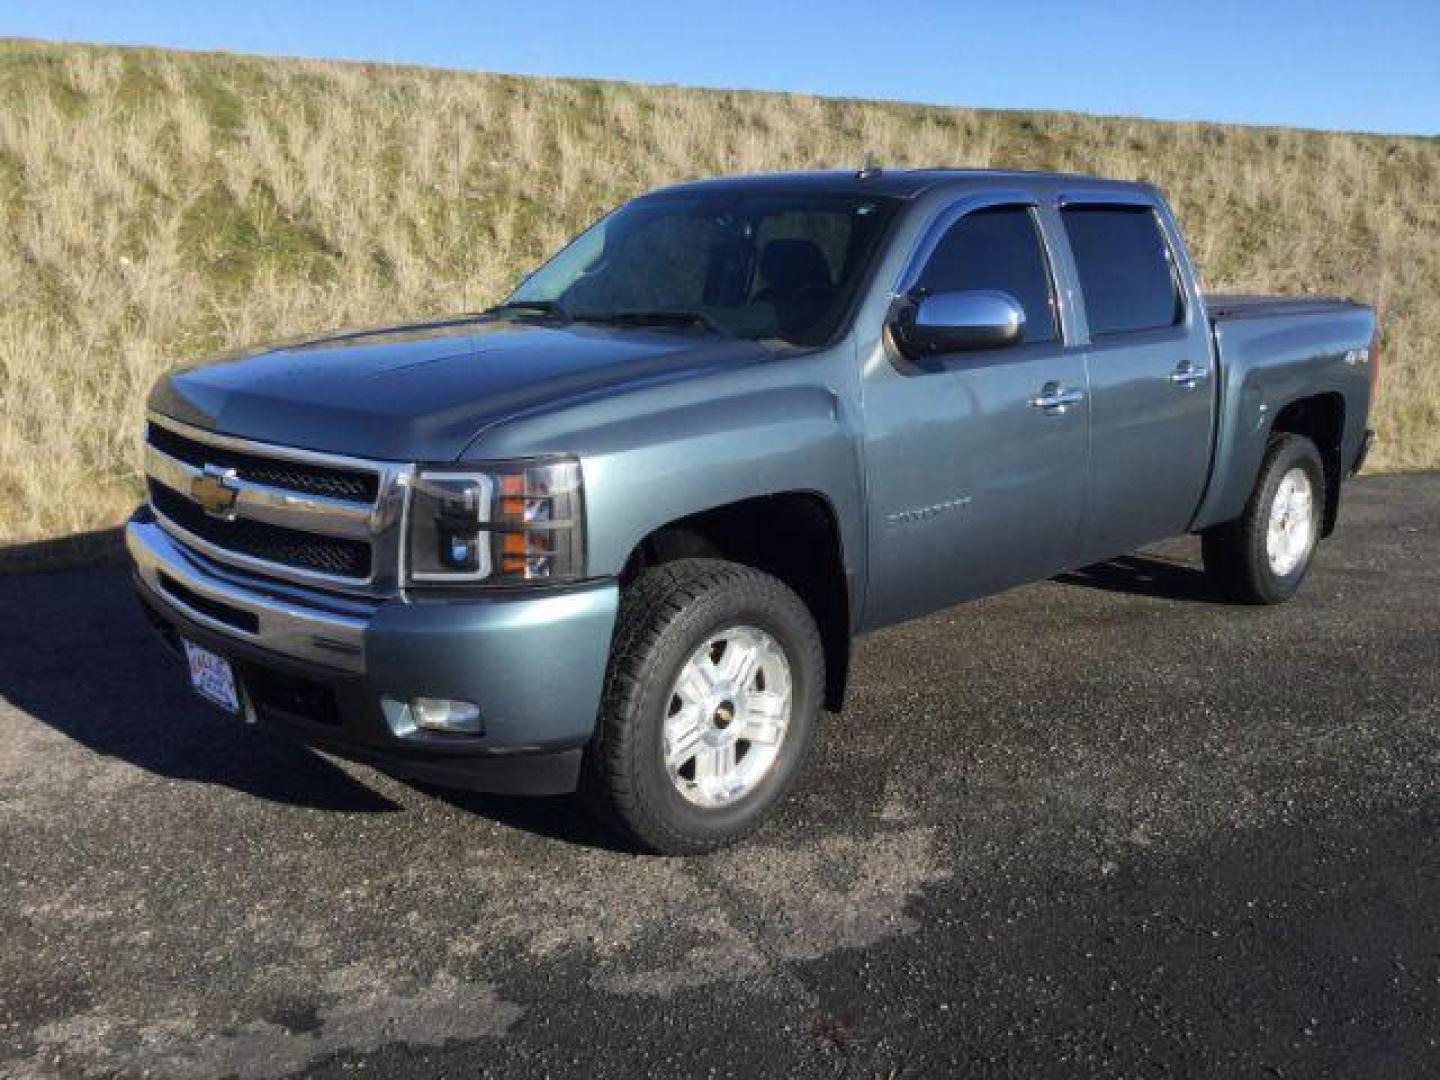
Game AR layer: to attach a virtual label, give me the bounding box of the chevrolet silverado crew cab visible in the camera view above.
[129,167,1379,853]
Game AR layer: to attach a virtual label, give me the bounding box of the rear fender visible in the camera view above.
[1191,307,1375,532]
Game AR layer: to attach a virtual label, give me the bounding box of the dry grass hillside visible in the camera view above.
[1,38,1436,557]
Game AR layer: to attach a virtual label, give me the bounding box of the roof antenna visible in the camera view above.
[856,151,882,180]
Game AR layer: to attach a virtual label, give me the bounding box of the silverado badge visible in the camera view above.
[191,465,241,519]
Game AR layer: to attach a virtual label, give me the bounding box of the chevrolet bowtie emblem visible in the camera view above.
[191,464,241,518]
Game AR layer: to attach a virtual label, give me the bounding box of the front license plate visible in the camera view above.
[183,640,240,714]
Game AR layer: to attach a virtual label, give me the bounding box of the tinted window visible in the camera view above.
[1061,205,1183,336]
[914,206,1058,344]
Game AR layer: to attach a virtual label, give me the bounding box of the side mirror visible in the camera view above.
[891,289,1025,358]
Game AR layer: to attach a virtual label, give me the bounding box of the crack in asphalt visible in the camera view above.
[687,855,824,1011]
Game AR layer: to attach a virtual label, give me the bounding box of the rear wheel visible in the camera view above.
[585,559,823,854]
[1202,433,1326,604]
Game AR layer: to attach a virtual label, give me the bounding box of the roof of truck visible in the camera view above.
[647,167,1154,200]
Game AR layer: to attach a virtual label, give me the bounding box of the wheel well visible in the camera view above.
[622,493,852,712]
[1270,393,1346,536]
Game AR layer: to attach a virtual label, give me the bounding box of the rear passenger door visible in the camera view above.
[1059,199,1216,563]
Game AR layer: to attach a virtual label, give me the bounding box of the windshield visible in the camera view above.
[506,191,901,346]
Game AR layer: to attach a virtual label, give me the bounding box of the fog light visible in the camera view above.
[382,696,483,737]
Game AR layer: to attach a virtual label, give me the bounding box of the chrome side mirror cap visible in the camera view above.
[891,289,1025,357]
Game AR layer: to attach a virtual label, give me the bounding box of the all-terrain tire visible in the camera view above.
[583,558,824,855]
[1202,433,1327,605]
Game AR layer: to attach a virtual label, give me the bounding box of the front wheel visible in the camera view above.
[1202,433,1326,605]
[584,559,824,855]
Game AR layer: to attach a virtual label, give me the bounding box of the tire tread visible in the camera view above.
[584,558,822,855]
[1202,433,1325,605]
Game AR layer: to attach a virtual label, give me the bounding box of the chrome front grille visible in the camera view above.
[148,482,374,578]
[143,414,409,594]
[146,422,379,502]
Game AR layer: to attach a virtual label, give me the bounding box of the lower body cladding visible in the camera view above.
[127,510,619,796]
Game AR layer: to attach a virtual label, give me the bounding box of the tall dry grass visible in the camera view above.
[1,39,1437,554]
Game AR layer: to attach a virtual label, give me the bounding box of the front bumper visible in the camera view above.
[127,509,619,795]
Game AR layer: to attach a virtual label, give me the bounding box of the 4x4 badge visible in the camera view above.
[191,464,240,519]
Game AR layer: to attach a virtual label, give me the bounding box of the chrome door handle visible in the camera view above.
[1170,360,1209,387]
[1028,383,1085,414]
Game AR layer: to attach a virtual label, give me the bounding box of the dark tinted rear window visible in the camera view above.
[915,206,1058,344]
[1061,205,1183,337]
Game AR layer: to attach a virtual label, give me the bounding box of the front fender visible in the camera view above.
[579,385,861,578]
[461,349,866,589]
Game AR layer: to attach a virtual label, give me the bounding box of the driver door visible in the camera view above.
[861,201,1089,628]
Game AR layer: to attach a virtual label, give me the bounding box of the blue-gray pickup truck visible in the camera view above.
[128,167,1379,853]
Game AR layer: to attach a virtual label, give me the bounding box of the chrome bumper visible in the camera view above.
[126,513,371,673]
[130,504,622,765]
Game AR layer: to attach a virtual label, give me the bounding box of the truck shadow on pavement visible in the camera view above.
[0,555,402,814]
[0,535,1218,843]
[0,548,630,847]
[406,784,630,851]
[1055,553,1219,603]
[0,525,126,574]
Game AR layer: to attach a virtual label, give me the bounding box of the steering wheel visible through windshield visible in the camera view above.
[505,190,901,347]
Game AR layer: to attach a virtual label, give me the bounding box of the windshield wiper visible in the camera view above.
[570,309,731,336]
[485,299,570,320]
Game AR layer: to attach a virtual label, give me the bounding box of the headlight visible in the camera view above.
[405,459,584,586]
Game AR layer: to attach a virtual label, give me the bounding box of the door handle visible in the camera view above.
[1028,382,1085,415]
[1169,360,1209,387]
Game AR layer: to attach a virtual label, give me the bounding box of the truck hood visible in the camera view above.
[148,315,773,461]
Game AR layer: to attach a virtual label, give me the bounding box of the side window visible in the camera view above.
[914,205,1058,345]
[1060,205,1183,337]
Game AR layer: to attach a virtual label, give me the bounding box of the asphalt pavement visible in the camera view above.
[2,472,1438,1078]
